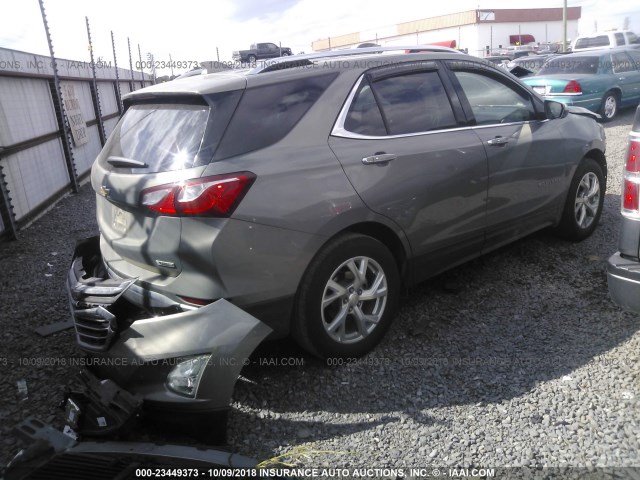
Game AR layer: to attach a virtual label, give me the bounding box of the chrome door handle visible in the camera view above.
[487,136,509,146]
[362,153,397,165]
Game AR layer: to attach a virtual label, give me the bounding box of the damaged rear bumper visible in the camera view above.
[66,236,272,419]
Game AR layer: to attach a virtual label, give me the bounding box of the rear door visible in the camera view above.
[612,50,640,106]
[257,43,280,59]
[445,61,569,248]
[329,61,489,280]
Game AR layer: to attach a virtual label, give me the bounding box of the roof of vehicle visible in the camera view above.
[122,46,468,100]
[558,46,637,58]
[511,54,555,63]
[575,30,636,38]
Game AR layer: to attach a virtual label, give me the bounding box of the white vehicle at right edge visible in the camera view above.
[572,30,640,52]
[608,105,640,312]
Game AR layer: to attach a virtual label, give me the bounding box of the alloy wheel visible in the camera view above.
[321,256,388,344]
[574,172,600,229]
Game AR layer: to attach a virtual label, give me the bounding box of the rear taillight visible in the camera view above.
[562,80,582,94]
[622,139,640,217]
[140,172,256,217]
[178,295,212,306]
[625,140,639,173]
[623,180,639,212]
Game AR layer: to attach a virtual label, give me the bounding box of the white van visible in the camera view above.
[572,30,639,51]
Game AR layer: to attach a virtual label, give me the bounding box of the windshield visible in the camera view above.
[538,57,599,75]
[102,104,210,173]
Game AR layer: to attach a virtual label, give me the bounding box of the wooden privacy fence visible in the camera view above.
[0,47,152,240]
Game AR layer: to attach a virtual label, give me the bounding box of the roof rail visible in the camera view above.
[246,45,463,74]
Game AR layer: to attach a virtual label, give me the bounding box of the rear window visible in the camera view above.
[102,92,242,173]
[574,35,610,49]
[103,104,209,173]
[538,57,599,75]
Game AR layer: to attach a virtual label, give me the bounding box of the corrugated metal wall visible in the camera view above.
[0,47,152,239]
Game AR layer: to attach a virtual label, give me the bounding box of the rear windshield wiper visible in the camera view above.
[107,156,149,168]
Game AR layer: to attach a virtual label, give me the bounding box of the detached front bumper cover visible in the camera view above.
[66,236,273,414]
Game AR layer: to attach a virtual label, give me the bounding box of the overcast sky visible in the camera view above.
[1,0,638,76]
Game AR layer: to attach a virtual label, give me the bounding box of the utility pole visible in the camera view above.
[562,0,567,52]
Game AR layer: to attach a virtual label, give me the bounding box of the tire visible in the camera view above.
[293,233,400,359]
[599,91,618,122]
[247,55,256,64]
[281,52,290,56]
[554,157,605,241]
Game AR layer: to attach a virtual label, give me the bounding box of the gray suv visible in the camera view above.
[67,48,606,428]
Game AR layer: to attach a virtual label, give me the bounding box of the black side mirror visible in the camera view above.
[545,100,566,120]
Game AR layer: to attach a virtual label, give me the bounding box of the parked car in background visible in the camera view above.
[173,68,206,80]
[66,47,606,430]
[522,47,640,121]
[507,54,556,77]
[608,105,640,312]
[484,55,511,67]
[536,42,562,54]
[497,44,535,58]
[572,30,640,52]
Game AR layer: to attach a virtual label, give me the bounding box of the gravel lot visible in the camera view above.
[0,109,638,473]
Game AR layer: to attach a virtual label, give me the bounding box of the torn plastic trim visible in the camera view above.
[67,237,137,351]
[67,237,136,307]
[64,369,143,437]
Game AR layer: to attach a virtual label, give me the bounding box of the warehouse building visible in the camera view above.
[311,7,582,57]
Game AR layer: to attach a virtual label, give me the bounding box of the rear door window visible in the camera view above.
[342,67,458,136]
[370,70,458,135]
[613,52,635,73]
[627,50,640,70]
[344,80,387,136]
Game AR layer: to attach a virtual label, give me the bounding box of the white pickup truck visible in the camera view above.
[572,30,640,51]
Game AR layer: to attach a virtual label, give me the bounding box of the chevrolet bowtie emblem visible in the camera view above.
[98,185,110,198]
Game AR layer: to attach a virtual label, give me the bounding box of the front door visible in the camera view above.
[446,63,569,249]
[329,63,489,280]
